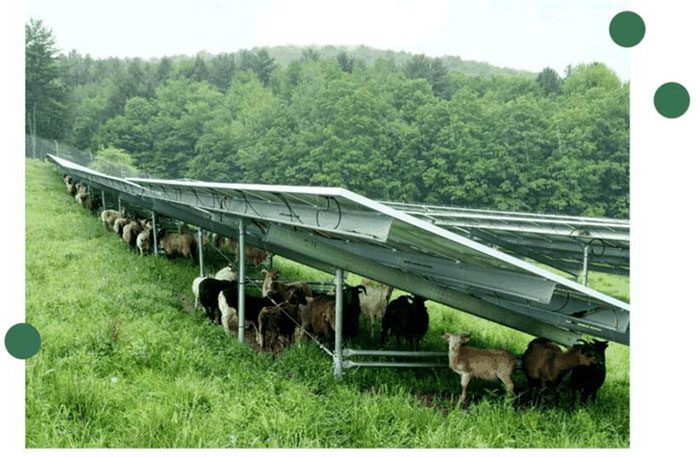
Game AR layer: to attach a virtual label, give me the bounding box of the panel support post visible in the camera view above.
[197,227,205,277]
[581,243,590,286]
[237,219,246,344]
[151,211,158,255]
[334,268,344,379]
[101,190,106,210]
[118,197,122,213]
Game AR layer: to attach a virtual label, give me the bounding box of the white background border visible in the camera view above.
[2,0,700,455]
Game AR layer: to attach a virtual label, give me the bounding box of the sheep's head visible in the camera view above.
[262,269,279,281]
[571,344,597,367]
[442,332,470,346]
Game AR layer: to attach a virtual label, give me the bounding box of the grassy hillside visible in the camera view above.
[25,160,629,448]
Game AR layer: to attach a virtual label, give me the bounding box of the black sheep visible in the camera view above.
[199,278,236,323]
[341,284,365,339]
[218,288,283,324]
[569,339,609,404]
[380,295,429,350]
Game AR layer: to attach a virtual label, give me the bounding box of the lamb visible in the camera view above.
[257,289,307,352]
[101,209,123,230]
[74,184,92,211]
[443,332,518,406]
[198,278,237,323]
[569,339,609,405]
[359,279,394,338]
[159,232,198,262]
[380,295,429,350]
[521,337,597,405]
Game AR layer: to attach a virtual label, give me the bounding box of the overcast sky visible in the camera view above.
[26,0,630,80]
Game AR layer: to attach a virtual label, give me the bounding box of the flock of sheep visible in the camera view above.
[63,173,610,408]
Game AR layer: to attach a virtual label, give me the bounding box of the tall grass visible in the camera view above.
[25,160,629,447]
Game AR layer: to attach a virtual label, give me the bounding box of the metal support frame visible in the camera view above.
[582,243,590,286]
[197,227,205,277]
[334,268,344,379]
[151,211,158,255]
[101,190,106,210]
[237,219,246,343]
[118,197,122,213]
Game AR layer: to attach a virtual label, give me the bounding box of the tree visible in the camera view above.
[536,67,562,96]
[403,54,450,98]
[25,19,67,139]
[208,53,236,91]
[239,49,276,85]
[91,146,141,177]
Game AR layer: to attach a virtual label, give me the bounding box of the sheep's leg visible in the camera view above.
[499,373,515,396]
[459,373,471,406]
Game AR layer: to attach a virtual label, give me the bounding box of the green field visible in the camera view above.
[25,160,629,448]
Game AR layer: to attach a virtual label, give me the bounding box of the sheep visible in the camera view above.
[521,337,597,405]
[443,332,518,406]
[569,339,609,405]
[380,295,429,350]
[199,278,237,323]
[261,269,313,302]
[257,289,307,352]
[298,294,336,343]
[214,263,237,281]
[122,219,149,250]
[159,232,198,263]
[64,175,77,196]
[359,279,394,338]
[218,292,239,336]
[136,224,152,256]
[101,209,123,230]
[74,184,93,211]
[217,288,281,330]
[191,265,237,310]
[113,217,130,237]
[230,240,269,266]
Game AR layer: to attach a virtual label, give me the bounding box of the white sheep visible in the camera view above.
[359,279,394,338]
[191,265,237,309]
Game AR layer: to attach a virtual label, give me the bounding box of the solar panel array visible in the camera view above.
[49,154,630,346]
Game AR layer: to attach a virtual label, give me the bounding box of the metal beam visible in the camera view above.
[334,268,344,379]
[197,227,205,277]
[264,224,582,346]
[237,219,246,344]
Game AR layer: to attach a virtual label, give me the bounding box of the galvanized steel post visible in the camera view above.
[334,268,344,379]
[101,190,106,210]
[118,197,122,213]
[237,219,246,343]
[151,211,158,255]
[581,243,590,286]
[197,227,205,277]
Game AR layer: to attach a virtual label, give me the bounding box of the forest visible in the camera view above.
[26,19,629,218]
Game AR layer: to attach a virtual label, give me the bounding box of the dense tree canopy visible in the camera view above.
[28,29,629,218]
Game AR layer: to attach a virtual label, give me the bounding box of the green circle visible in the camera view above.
[4,323,41,359]
[609,11,645,47]
[654,82,690,118]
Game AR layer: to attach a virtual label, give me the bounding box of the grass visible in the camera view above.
[25,160,629,448]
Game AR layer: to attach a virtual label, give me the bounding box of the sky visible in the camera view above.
[26,0,629,79]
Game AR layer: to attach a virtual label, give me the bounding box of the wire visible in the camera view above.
[315,196,343,230]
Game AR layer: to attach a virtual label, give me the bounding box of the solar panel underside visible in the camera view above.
[49,155,630,346]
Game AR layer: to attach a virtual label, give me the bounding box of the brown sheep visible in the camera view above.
[261,269,313,301]
[298,295,336,343]
[122,219,148,250]
[257,289,307,352]
[443,332,518,406]
[521,337,597,405]
[159,232,197,262]
[113,217,130,237]
[136,225,152,256]
[231,240,269,266]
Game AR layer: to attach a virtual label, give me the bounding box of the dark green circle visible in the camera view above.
[654,83,690,118]
[4,323,41,359]
[609,11,645,47]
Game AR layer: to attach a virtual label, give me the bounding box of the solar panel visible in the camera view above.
[49,155,630,346]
